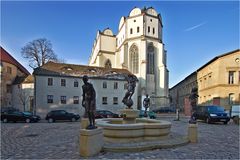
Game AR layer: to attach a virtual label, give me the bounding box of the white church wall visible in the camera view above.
[89,34,101,66]
[100,35,116,52]
[145,15,159,39]
[127,16,144,39]
[117,23,126,48]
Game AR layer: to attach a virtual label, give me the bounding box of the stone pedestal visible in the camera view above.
[81,118,89,129]
[79,128,103,157]
[120,109,139,124]
[188,123,198,143]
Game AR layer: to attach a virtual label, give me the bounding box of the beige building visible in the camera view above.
[33,61,137,118]
[197,49,240,110]
[0,47,30,108]
[88,7,169,109]
[169,49,240,113]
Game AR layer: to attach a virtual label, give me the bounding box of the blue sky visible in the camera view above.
[1,1,239,87]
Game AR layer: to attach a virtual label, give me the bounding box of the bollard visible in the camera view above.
[188,123,198,143]
[79,128,104,157]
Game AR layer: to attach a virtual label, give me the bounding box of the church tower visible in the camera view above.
[88,7,169,109]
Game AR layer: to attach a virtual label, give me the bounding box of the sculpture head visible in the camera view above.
[146,94,149,98]
[82,75,88,84]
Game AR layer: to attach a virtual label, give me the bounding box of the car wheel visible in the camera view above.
[206,117,211,124]
[26,118,31,123]
[3,118,8,123]
[48,118,54,123]
[71,118,76,122]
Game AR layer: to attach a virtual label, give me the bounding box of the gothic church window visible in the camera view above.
[147,44,154,74]
[105,59,112,68]
[130,44,139,74]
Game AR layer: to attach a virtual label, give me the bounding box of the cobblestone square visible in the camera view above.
[1,117,239,159]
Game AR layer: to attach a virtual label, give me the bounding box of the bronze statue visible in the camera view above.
[189,87,198,124]
[122,74,138,108]
[82,75,97,129]
[143,94,150,117]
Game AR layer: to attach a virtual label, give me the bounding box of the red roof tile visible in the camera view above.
[0,47,30,75]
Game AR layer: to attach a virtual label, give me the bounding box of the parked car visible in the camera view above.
[139,110,156,119]
[1,107,19,114]
[45,110,80,122]
[152,107,175,113]
[95,110,119,119]
[193,105,230,124]
[23,112,41,121]
[1,111,40,123]
[230,105,240,119]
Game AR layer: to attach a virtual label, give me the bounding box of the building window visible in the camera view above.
[105,59,112,68]
[228,71,235,84]
[153,28,155,34]
[130,44,139,74]
[103,82,107,89]
[7,66,12,74]
[148,26,150,33]
[130,28,133,34]
[113,97,118,105]
[150,19,152,22]
[61,96,66,104]
[61,79,66,86]
[147,44,154,74]
[47,78,53,86]
[47,95,53,103]
[134,19,136,22]
[124,83,128,90]
[74,80,78,87]
[6,84,11,93]
[114,82,118,89]
[102,97,107,105]
[229,93,234,105]
[137,27,139,33]
[73,96,79,104]
[239,71,240,83]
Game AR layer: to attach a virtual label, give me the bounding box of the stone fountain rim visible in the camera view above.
[96,118,171,129]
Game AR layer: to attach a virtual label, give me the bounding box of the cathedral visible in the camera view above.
[88,7,169,109]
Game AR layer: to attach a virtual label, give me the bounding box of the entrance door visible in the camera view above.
[213,97,220,105]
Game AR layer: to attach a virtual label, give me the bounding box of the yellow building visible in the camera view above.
[197,49,240,110]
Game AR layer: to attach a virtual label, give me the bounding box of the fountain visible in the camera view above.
[96,75,189,152]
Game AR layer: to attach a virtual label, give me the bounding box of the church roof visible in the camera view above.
[0,47,30,75]
[33,61,134,80]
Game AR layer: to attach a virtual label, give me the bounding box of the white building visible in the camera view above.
[12,75,34,112]
[33,61,137,118]
[88,7,169,109]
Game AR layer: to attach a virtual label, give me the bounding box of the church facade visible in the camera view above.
[88,7,169,109]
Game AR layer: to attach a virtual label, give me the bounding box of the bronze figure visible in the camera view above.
[82,75,97,129]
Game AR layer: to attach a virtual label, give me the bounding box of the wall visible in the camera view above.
[197,50,240,110]
[35,75,138,118]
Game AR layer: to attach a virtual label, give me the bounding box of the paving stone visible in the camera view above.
[1,117,239,159]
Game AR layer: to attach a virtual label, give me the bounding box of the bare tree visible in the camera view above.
[18,89,29,112]
[21,38,60,69]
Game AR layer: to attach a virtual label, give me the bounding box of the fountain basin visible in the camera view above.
[96,118,171,143]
